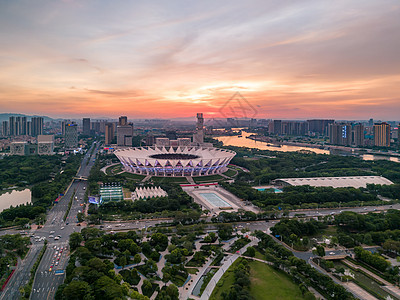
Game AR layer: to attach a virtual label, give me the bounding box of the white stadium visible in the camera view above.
[114,146,236,177]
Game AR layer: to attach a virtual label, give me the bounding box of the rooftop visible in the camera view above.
[274,176,393,188]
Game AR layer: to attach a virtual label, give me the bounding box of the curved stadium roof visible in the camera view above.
[114,146,236,177]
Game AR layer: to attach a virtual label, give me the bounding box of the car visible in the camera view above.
[57,257,60,261]
[53,246,57,249]
[49,268,52,272]
[50,231,55,234]
[54,237,60,240]
[61,227,65,230]
[329,252,335,255]
[363,208,367,210]
[55,262,59,266]
[49,235,54,238]
[66,222,69,225]
[54,254,57,258]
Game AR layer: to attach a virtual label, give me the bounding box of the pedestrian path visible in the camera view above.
[199,237,258,300]
[344,259,400,298]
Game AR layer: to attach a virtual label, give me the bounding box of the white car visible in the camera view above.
[61,227,65,230]
[329,252,335,255]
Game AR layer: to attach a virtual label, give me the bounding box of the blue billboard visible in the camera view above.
[88,196,99,205]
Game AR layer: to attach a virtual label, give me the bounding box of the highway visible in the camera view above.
[30,142,99,300]
[0,142,99,300]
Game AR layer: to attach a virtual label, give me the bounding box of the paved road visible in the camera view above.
[0,142,99,300]
[0,244,42,300]
[30,142,100,300]
[288,203,400,218]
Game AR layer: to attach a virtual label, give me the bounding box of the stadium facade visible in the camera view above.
[114,146,236,177]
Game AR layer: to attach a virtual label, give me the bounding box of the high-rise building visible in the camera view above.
[328,123,352,146]
[105,123,115,145]
[368,118,374,127]
[1,121,8,136]
[353,123,365,147]
[273,120,282,135]
[9,116,16,136]
[119,116,128,126]
[373,122,390,147]
[37,135,54,155]
[83,118,91,136]
[31,117,43,137]
[193,113,204,144]
[145,134,155,146]
[21,116,27,135]
[307,119,334,135]
[26,121,32,136]
[15,116,22,135]
[65,122,78,149]
[117,124,133,146]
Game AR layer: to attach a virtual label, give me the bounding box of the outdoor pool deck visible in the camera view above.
[181,184,260,215]
[199,192,232,208]
[253,186,283,193]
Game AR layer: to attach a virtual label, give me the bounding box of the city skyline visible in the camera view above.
[1,1,400,119]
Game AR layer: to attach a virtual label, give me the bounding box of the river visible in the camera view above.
[215,131,400,163]
[0,189,32,212]
[215,131,329,154]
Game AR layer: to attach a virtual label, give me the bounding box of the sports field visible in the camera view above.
[249,261,305,300]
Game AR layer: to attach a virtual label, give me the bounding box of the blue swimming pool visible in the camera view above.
[200,193,231,207]
[255,187,282,193]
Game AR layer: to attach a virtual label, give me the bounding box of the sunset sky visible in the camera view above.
[0,0,399,120]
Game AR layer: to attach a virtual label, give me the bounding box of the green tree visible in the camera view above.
[69,232,83,250]
[133,253,141,264]
[245,246,256,257]
[316,245,325,257]
[166,284,179,299]
[62,280,91,300]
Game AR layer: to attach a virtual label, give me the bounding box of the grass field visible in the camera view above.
[150,176,188,184]
[223,168,237,177]
[210,259,305,300]
[249,261,305,300]
[120,172,146,180]
[210,258,241,299]
[193,174,224,183]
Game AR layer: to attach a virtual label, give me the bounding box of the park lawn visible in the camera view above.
[223,169,237,177]
[151,176,188,184]
[249,261,305,300]
[210,258,243,299]
[254,249,265,260]
[186,268,199,274]
[194,174,224,183]
[121,172,146,180]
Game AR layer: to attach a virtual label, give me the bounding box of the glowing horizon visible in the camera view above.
[0,1,399,120]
